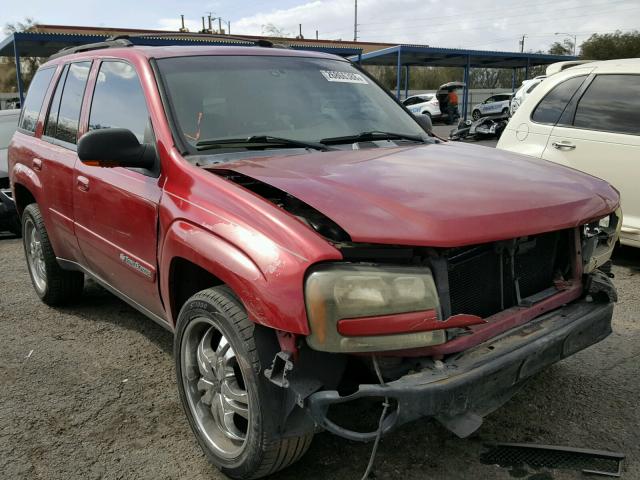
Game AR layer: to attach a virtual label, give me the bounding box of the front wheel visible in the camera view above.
[472,109,481,121]
[175,286,313,479]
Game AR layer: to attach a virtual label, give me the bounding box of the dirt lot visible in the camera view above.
[1,231,639,479]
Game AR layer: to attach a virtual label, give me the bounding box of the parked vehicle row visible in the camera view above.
[0,109,20,236]
[6,40,621,479]
[498,57,640,248]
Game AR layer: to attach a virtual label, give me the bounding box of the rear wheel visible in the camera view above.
[472,109,481,121]
[175,286,313,479]
[22,204,84,305]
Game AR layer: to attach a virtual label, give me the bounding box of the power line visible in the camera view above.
[358,4,640,37]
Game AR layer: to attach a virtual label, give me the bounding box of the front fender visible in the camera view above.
[160,220,319,334]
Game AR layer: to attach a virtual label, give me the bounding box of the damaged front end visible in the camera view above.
[264,218,619,442]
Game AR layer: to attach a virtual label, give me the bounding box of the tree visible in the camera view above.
[261,23,290,38]
[1,18,43,93]
[580,30,640,59]
[548,39,574,56]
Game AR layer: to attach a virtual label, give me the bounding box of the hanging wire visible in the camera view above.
[360,355,391,480]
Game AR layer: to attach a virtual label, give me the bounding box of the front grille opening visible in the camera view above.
[446,230,572,318]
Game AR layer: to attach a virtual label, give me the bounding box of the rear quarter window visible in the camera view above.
[531,75,587,125]
[18,67,55,133]
[573,74,640,135]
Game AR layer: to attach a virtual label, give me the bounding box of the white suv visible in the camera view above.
[402,94,441,119]
[471,93,512,120]
[497,58,640,247]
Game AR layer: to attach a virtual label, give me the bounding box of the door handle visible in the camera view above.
[76,176,90,192]
[32,158,43,171]
[552,141,576,150]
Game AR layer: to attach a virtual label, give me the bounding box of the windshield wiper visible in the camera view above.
[196,135,329,151]
[320,130,427,145]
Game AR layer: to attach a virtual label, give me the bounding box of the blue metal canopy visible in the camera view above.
[0,31,363,104]
[350,44,578,119]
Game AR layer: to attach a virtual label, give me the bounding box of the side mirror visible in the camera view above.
[77,128,155,169]
[415,113,433,133]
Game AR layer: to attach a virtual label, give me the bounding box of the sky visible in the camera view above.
[3,0,639,53]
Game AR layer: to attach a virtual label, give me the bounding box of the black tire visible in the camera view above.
[501,107,509,116]
[472,109,481,121]
[22,203,84,305]
[175,286,313,479]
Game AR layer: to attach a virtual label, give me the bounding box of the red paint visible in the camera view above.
[337,310,486,336]
[7,45,618,349]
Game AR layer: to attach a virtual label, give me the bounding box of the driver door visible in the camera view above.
[73,60,165,318]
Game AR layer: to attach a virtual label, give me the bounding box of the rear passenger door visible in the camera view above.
[73,60,165,318]
[38,62,91,262]
[543,74,640,242]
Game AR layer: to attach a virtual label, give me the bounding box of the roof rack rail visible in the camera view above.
[49,38,133,60]
[107,32,276,48]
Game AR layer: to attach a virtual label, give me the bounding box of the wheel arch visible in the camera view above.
[161,220,295,331]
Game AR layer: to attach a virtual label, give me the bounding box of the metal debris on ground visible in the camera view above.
[481,443,625,477]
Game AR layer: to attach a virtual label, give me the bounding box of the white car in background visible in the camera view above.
[402,94,441,119]
[471,93,513,120]
[510,76,546,116]
[497,58,640,248]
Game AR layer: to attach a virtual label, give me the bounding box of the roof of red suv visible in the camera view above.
[42,45,346,67]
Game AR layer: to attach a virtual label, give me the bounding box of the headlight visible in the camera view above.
[583,208,622,273]
[305,264,445,352]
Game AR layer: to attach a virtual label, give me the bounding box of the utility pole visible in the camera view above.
[316,29,319,40]
[519,34,527,52]
[227,21,231,34]
[354,0,358,41]
[207,13,213,32]
[219,17,222,34]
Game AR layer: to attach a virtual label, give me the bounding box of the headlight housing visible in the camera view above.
[583,207,622,273]
[304,263,445,352]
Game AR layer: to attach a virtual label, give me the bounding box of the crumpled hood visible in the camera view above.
[212,142,619,247]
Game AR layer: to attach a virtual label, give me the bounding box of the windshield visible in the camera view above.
[156,55,425,152]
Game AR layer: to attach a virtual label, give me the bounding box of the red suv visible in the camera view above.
[8,38,621,479]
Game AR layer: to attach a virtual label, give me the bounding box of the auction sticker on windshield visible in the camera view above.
[320,70,368,84]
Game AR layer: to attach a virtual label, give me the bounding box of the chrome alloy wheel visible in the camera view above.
[24,218,47,292]
[181,318,250,459]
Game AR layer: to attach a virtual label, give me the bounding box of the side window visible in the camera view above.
[573,75,640,135]
[55,62,91,145]
[44,65,69,138]
[18,67,55,133]
[531,75,587,125]
[403,97,417,106]
[89,61,150,143]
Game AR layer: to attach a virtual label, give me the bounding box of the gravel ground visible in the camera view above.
[1,231,638,480]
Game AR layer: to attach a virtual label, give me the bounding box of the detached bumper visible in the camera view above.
[307,299,614,442]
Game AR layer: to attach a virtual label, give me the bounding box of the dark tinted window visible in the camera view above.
[18,67,55,133]
[89,61,150,143]
[44,65,68,138]
[55,62,91,144]
[531,75,587,125]
[573,75,640,135]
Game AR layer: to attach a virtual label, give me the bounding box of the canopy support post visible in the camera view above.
[404,65,409,100]
[14,38,25,106]
[462,55,470,121]
[396,46,402,99]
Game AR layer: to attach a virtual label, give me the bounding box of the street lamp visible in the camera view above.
[554,32,577,56]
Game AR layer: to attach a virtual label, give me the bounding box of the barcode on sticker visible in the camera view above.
[320,70,368,84]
